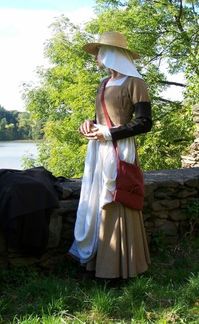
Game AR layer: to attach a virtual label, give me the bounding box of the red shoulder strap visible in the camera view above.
[100,78,113,128]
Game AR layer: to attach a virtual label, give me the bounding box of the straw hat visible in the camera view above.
[83,31,140,59]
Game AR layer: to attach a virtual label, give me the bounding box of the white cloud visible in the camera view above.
[0,7,94,111]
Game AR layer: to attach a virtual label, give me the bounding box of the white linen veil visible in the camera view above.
[98,46,143,79]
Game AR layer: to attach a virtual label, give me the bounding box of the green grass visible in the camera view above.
[0,237,198,324]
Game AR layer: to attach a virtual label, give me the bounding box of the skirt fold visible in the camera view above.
[86,202,150,279]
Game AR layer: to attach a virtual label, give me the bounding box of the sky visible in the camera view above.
[0,0,185,112]
[0,0,96,111]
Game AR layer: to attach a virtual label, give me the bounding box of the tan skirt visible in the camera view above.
[86,202,150,279]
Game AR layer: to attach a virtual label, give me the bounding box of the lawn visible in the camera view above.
[0,237,198,323]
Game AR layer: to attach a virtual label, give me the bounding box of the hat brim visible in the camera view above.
[83,43,140,60]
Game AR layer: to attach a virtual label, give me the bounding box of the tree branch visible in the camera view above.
[146,36,181,64]
[141,74,186,88]
[191,1,197,15]
[178,0,183,21]
[158,80,186,87]
[174,0,191,43]
[153,96,182,104]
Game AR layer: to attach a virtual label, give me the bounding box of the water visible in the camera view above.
[0,141,38,170]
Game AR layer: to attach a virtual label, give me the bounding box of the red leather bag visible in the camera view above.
[113,158,144,210]
[101,78,144,210]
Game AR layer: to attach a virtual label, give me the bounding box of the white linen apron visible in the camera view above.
[69,131,135,263]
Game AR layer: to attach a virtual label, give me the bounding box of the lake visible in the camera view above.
[0,141,38,170]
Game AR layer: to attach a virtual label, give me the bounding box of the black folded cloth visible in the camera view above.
[0,166,59,256]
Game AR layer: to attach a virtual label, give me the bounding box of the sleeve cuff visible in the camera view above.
[97,125,112,140]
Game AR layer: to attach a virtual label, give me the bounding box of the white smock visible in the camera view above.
[69,47,141,263]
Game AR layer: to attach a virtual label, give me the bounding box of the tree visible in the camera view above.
[86,0,198,169]
[23,1,198,177]
[23,17,101,177]
[0,106,18,140]
[0,105,39,140]
[91,0,198,101]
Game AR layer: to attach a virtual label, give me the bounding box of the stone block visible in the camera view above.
[154,187,177,199]
[184,178,199,188]
[144,221,154,229]
[154,191,168,199]
[177,189,198,198]
[169,209,187,221]
[161,199,180,209]
[152,211,168,219]
[53,207,68,216]
[62,213,76,224]
[152,201,164,211]
[180,197,199,208]
[193,116,199,123]
[143,213,151,221]
[60,180,81,198]
[62,188,73,199]
[144,185,154,198]
[59,199,79,211]
[152,199,180,211]
[154,219,167,227]
[8,249,40,267]
[154,220,178,236]
[48,212,62,248]
[143,200,150,209]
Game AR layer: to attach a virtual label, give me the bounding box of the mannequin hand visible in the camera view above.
[84,129,105,142]
[79,120,97,135]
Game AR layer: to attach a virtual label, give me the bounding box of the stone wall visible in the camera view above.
[182,104,199,168]
[142,168,198,243]
[0,168,198,267]
[57,168,199,249]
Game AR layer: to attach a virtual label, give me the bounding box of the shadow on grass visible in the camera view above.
[0,237,199,323]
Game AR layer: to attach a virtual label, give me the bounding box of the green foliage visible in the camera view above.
[23,1,198,177]
[0,105,42,141]
[138,102,194,170]
[0,105,18,140]
[23,18,102,177]
[184,198,199,236]
[186,199,199,221]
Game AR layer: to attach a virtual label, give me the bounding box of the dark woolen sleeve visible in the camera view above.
[110,78,152,141]
[110,102,152,141]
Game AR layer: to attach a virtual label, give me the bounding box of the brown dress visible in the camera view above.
[86,76,151,278]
